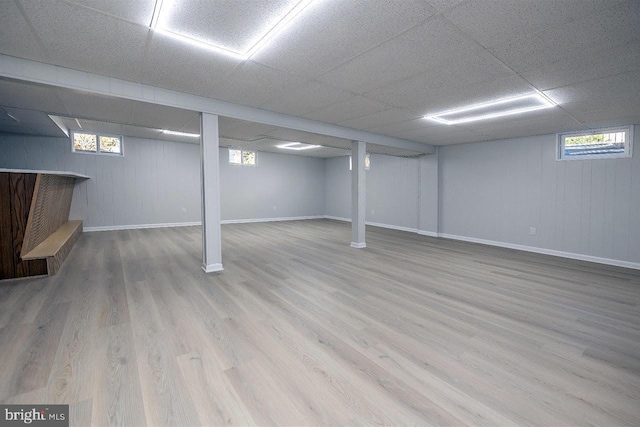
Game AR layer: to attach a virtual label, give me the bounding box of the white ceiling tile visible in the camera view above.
[75,119,124,135]
[545,72,640,114]
[489,0,640,73]
[0,107,66,137]
[423,0,466,13]
[55,88,134,124]
[367,118,434,137]
[159,0,299,54]
[337,109,421,131]
[580,114,640,129]
[2,107,55,127]
[259,81,354,116]
[129,102,199,131]
[262,127,351,149]
[210,61,308,107]
[567,107,640,126]
[366,71,528,115]
[301,96,392,124]
[140,31,242,98]
[521,41,640,90]
[471,116,588,141]
[0,1,46,62]
[316,17,484,94]
[179,114,200,134]
[366,142,424,157]
[394,126,489,145]
[19,0,149,82]
[65,0,156,26]
[119,124,164,140]
[219,117,279,141]
[444,0,619,48]
[2,0,639,148]
[0,79,67,113]
[254,0,436,78]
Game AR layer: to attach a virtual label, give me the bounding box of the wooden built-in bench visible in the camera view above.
[22,220,83,276]
[1,169,89,280]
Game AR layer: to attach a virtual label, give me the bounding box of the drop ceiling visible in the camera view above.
[0,0,638,148]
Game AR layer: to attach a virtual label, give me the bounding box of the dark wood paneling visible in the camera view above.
[10,173,47,278]
[0,173,47,280]
[0,173,15,278]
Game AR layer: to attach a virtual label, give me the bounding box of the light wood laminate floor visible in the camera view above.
[1,219,639,426]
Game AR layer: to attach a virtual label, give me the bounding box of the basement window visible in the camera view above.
[557,126,633,160]
[349,153,371,170]
[229,148,257,166]
[71,131,123,155]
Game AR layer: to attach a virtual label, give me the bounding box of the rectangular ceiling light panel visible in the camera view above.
[425,93,555,125]
[161,129,200,137]
[277,142,321,150]
[150,0,318,59]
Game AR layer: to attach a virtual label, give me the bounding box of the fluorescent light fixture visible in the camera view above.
[277,142,321,150]
[149,0,318,59]
[5,112,19,122]
[424,93,555,125]
[161,129,200,137]
[150,0,164,29]
[75,118,82,129]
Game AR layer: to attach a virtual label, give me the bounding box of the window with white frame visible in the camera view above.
[229,148,257,166]
[349,153,371,170]
[71,130,123,155]
[557,126,633,160]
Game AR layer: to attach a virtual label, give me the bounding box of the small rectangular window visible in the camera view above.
[558,126,633,160]
[73,132,97,152]
[349,153,371,170]
[229,148,257,166]
[99,135,122,154]
[72,130,123,156]
[229,148,242,165]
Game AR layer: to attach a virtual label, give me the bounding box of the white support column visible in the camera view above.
[200,113,223,272]
[351,140,366,248]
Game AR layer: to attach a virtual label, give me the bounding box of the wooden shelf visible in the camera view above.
[0,168,90,179]
[23,220,83,259]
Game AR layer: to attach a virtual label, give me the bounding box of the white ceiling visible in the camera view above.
[0,0,639,148]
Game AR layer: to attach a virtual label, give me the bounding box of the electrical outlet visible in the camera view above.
[529,226,537,235]
[181,207,187,215]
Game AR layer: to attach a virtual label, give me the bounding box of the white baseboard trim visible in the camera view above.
[84,216,326,231]
[322,216,419,234]
[366,221,418,233]
[323,215,350,222]
[202,263,224,273]
[84,221,201,232]
[350,242,367,249]
[439,233,640,270]
[221,215,324,224]
[417,230,439,237]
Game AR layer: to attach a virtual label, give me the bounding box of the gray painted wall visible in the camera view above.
[219,148,325,221]
[419,152,439,234]
[324,156,351,219]
[439,126,640,264]
[0,133,325,228]
[0,133,201,228]
[323,153,438,232]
